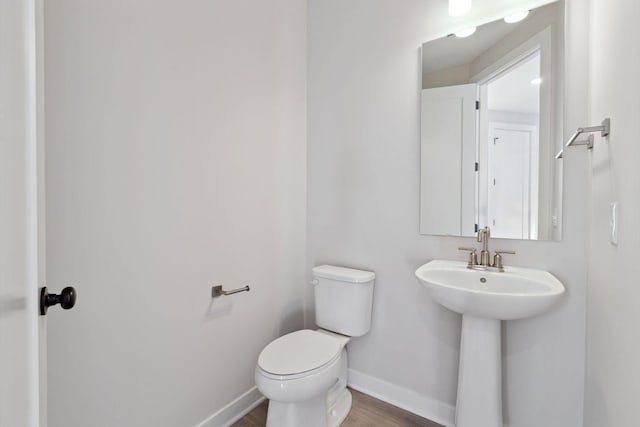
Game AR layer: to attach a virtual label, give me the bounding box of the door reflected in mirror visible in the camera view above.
[419,1,564,241]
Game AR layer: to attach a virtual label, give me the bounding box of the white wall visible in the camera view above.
[44,1,306,426]
[584,0,640,426]
[307,0,588,426]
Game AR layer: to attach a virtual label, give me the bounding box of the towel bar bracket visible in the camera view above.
[556,118,610,159]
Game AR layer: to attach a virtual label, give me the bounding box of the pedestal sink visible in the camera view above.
[415,260,565,427]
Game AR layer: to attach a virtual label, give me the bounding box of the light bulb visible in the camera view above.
[455,27,477,38]
[449,0,472,17]
[504,10,530,23]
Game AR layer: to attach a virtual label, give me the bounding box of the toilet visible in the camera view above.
[255,265,375,427]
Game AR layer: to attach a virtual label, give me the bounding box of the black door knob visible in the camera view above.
[40,286,77,315]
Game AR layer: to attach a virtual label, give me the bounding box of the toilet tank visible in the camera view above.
[312,265,375,337]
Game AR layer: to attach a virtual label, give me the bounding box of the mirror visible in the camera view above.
[420,1,564,240]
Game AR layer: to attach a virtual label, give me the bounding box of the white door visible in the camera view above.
[420,83,478,236]
[487,125,536,239]
[0,0,44,425]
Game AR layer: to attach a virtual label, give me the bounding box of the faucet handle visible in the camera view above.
[493,250,515,272]
[477,226,490,242]
[458,247,478,268]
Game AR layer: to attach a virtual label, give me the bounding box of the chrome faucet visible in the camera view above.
[477,227,491,267]
[458,226,516,272]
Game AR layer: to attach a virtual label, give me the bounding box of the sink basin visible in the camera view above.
[415,259,565,320]
[415,259,565,427]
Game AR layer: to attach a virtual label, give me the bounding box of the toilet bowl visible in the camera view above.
[255,329,351,427]
[254,265,375,427]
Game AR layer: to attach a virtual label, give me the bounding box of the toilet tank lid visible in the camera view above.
[312,265,375,283]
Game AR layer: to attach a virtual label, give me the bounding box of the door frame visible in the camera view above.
[1,0,47,425]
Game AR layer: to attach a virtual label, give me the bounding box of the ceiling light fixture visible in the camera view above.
[455,27,477,38]
[449,0,472,17]
[504,10,530,23]
[531,77,542,85]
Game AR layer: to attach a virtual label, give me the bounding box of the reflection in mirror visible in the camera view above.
[419,1,564,241]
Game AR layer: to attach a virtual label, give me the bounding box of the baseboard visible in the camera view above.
[195,386,265,427]
[347,369,455,427]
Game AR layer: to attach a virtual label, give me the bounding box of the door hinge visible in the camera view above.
[475,162,479,171]
[475,100,480,110]
[475,223,479,233]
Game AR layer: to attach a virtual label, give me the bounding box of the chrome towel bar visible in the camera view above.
[555,118,610,159]
[555,135,594,159]
[211,285,250,298]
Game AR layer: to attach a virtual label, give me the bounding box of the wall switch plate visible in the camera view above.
[610,202,618,245]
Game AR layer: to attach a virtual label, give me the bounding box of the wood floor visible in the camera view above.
[232,388,444,427]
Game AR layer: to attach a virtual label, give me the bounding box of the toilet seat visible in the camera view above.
[258,330,341,379]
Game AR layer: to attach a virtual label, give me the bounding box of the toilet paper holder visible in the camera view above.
[211,285,250,298]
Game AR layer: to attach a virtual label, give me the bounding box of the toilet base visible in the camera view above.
[266,394,327,427]
[265,383,352,427]
[327,387,352,427]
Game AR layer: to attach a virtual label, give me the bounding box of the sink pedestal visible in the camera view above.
[456,315,502,427]
[416,260,565,427]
